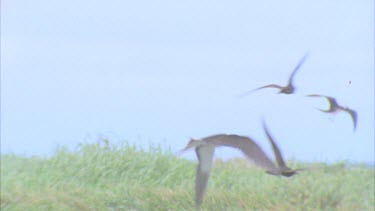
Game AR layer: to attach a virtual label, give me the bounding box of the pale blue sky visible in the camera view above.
[1,1,374,163]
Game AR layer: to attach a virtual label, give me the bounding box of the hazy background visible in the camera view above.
[2,1,374,163]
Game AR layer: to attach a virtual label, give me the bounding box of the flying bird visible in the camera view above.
[240,53,309,97]
[306,94,357,130]
[179,123,302,206]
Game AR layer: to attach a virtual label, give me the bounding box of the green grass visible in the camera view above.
[1,140,374,210]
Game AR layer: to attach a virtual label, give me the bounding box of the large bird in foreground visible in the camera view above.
[306,94,357,131]
[240,53,309,97]
[179,122,303,207]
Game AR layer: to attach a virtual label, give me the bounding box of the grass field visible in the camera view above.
[1,140,374,210]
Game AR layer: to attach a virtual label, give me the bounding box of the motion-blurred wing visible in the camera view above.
[194,145,215,206]
[306,94,335,112]
[288,52,309,85]
[240,84,284,97]
[344,108,357,131]
[207,135,278,172]
[262,122,287,168]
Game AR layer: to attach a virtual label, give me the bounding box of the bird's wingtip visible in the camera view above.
[261,117,269,133]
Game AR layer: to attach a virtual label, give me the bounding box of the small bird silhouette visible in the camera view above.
[240,53,309,97]
[306,94,357,131]
[179,122,303,206]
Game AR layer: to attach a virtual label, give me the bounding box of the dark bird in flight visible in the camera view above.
[240,53,309,97]
[306,94,357,130]
[179,122,303,206]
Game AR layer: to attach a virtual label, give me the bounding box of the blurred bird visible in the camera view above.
[306,94,357,131]
[179,122,303,206]
[240,53,309,97]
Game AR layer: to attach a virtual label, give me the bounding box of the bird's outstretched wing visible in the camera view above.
[206,134,278,172]
[262,121,287,168]
[343,108,357,131]
[287,52,309,85]
[306,94,334,112]
[239,84,284,97]
[194,145,214,206]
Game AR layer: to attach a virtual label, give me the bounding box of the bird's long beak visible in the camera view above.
[176,150,184,156]
[295,167,308,172]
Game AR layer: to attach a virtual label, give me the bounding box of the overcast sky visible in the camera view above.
[2,1,374,163]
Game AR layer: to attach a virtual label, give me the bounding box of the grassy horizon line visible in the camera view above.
[1,140,374,210]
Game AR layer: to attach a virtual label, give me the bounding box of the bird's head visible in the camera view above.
[177,138,203,155]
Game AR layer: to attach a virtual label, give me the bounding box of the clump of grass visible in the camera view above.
[1,140,374,210]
